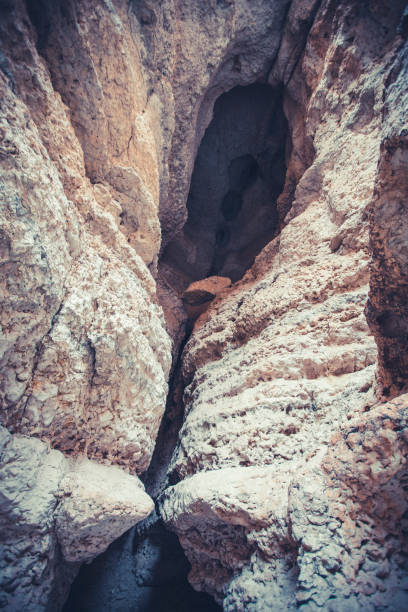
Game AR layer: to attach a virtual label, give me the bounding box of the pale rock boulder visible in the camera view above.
[161,395,408,610]
[55,458,154,563]
[0,429,73,612]
[0,426,153,611]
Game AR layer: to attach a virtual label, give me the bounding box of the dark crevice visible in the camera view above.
[63,523,220,612]
[62,72,297,612]
[282,0,324,87]
[142,326,192,500]
[63,319,221,611]
[160,83,289,291]
[65,82,292,611]
[25,0,52,51]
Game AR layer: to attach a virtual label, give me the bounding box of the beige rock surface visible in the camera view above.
[162,395,408,609]
[161,1,408,609]
[55,458,154,563]
[0,0,171,475]
[0,1,171,608]
[0,427,153,611]
[0,0,407,610]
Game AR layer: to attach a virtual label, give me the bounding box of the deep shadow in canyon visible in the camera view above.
[63,82,289,612]
[63,524,220,612]
[62,330,220,612]
[161,83,289,291]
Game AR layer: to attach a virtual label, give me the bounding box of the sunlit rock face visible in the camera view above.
[1,0,408,610]
[0,0,171,608]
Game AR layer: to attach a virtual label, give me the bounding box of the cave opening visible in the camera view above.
[161,82,289,290]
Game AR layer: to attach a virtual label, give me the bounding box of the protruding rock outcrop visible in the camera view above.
[162,395,408,609]
[182,277,231,320]
[0,427,153,610]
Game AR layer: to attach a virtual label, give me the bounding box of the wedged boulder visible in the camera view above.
[0,427,154,611]
[55,458,154,563]
[182,276,231,320]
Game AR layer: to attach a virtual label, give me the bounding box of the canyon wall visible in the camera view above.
[0,0,407,610]
[161,3,408,609]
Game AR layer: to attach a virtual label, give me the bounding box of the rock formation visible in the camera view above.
[0,0,407,610]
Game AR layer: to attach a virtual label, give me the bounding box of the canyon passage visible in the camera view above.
[1,1,408,611]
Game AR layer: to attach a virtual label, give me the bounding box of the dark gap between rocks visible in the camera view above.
[63,330,220,612]
[160,83,289,292]
[62,525,219,612]
[63,82,290,612]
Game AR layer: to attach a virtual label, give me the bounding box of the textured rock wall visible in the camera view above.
[0,0,311,607]
[1,0,171,607]
[1,0,408,610]
[366,36,408,397]
[162,394,408,610]
[160,1,408,610]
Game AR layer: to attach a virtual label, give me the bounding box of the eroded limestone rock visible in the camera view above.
[1,0,408,610]
[161,1,408,609]
[0,427,153,611]
[0,1,170,607]
[161,396,408,610]
[55,459,153,563]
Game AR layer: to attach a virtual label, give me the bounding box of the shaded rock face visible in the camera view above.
[63,519,221,612]
[366,41,408,397]
[1,0,408,611]
[161,84,288,286]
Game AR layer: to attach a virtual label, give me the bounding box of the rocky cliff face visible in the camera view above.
[0,0,407,610]
[160,3,408,608]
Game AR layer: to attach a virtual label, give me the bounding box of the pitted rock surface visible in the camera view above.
[0,0,408,610]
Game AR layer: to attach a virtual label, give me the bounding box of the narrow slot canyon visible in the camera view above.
[1,1,408,611]
[63,80,290,612]
[161,83,289,289]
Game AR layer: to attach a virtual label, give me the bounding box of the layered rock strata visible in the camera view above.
[162,395,408,609]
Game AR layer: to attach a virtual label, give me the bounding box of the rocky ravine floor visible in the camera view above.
[1,0,408,611]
